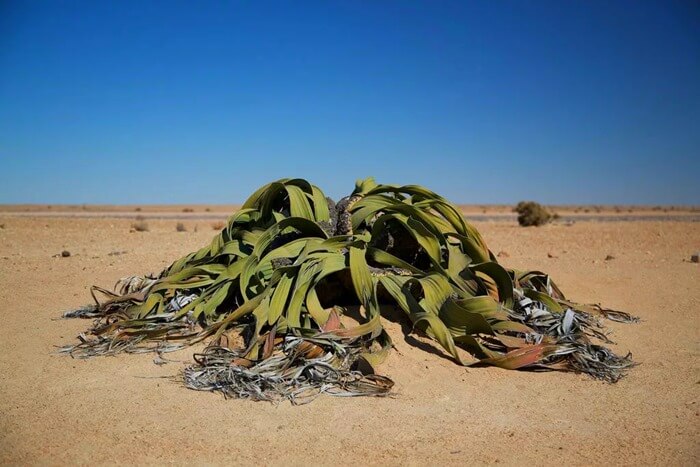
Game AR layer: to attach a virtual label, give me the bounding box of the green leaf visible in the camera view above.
[268,272,295,325]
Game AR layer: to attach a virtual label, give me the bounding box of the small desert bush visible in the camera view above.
[182,208,194,213]
[132,221,149,232]
[514,201,552,227]
[211,221,226,230]
[176,222,187,232]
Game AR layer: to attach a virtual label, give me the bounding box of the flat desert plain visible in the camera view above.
[0,210,698,465]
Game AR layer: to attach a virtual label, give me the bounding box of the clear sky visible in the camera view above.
[1,0,698,205]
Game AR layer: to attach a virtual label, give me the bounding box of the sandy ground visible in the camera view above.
[0,214,698,465]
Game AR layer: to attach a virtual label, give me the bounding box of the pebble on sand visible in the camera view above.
[691,252,699,263]
[605,255,615,261]
[61,250,71,257]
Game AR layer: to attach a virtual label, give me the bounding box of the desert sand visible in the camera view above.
[0,212,698,465]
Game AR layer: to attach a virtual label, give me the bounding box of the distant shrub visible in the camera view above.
[135,207,142,212]
[514,201,552,227]
[183,208,194,213]
[132,221,149,232]
[176,222,187,232]
[211,221,226,230]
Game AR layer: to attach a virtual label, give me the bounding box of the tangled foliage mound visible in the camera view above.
[515,201,553,226]
[61,178,635,404]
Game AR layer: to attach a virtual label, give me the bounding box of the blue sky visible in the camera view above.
[1,0,698,205]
